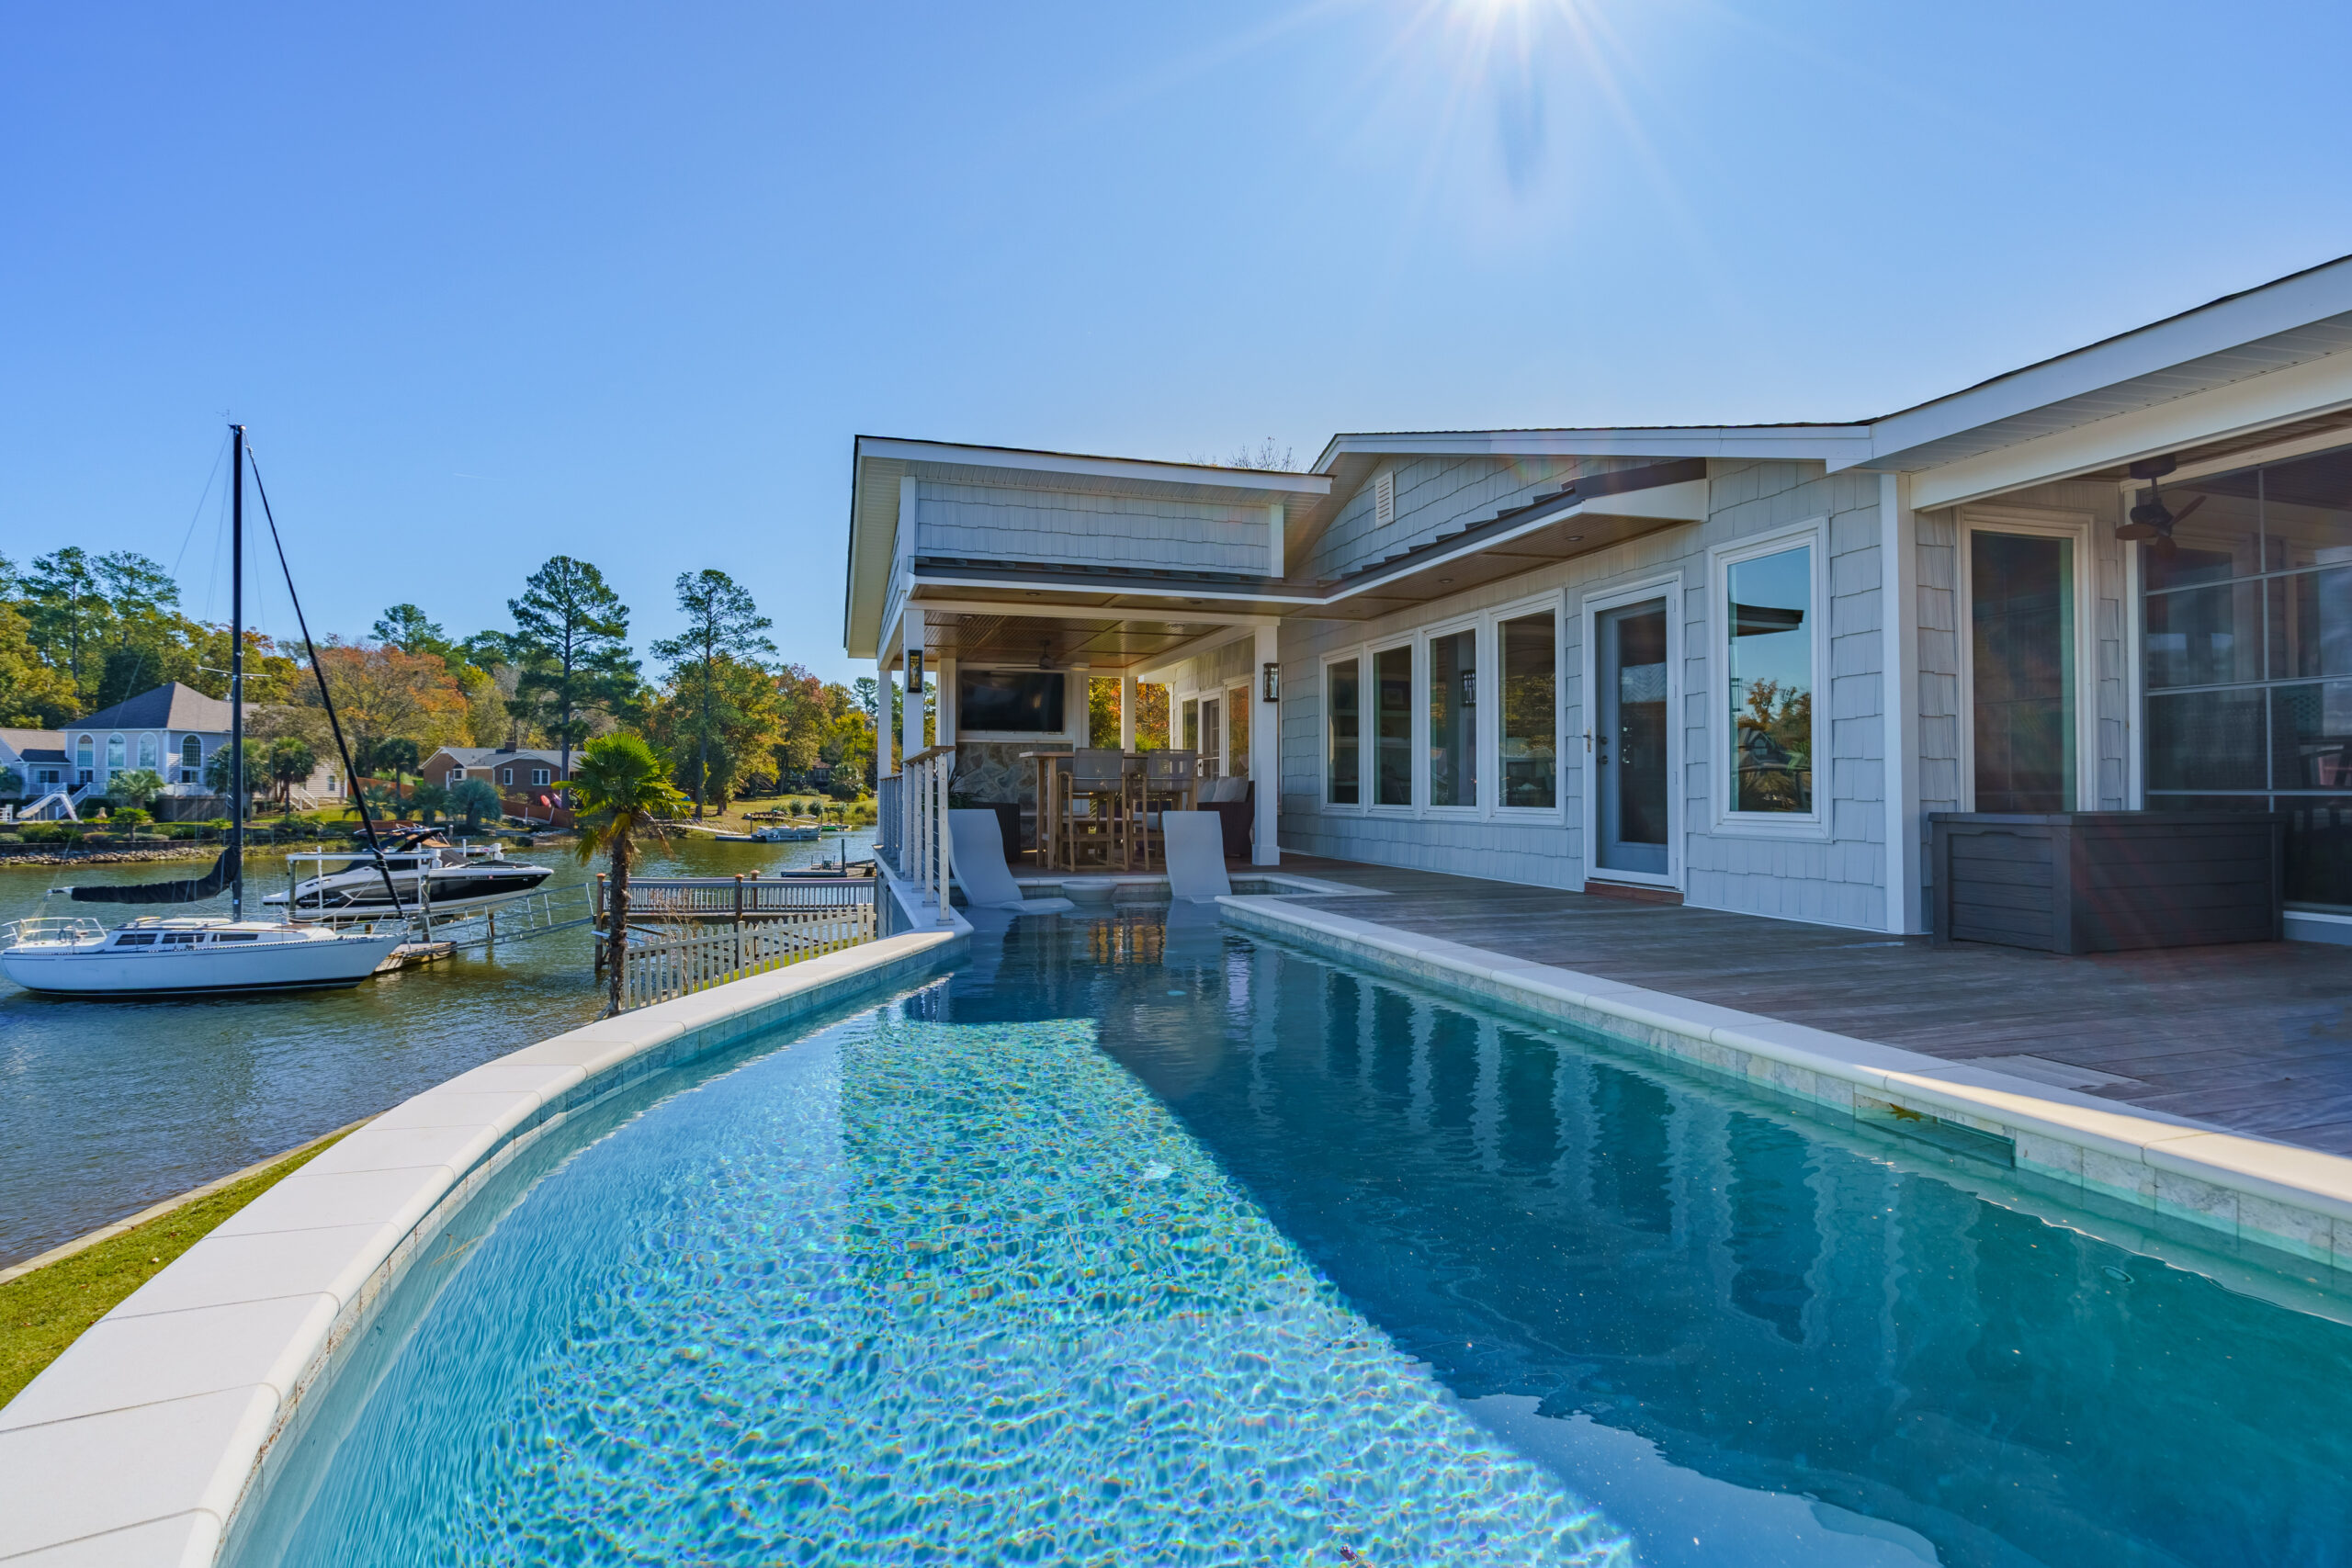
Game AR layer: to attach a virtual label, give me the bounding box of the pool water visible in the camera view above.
[242,905,2352,1566]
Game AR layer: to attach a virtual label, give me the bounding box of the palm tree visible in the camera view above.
[570,732,688,1016]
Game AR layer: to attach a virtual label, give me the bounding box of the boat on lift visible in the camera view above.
[0,424,404,997]
[264,831,553,919]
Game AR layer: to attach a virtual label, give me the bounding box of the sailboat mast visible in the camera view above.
[230,423,245,921]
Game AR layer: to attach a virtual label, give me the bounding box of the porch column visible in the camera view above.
[1251,622,1280,866]
[936,656,957,745]
[1118,672,1137,750]
[1881,472,1923,933]
[900,608,927,760]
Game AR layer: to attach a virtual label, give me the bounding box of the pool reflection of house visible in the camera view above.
[844,255,2352,943]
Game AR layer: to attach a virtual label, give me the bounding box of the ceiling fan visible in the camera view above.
[2115,455,2206,558]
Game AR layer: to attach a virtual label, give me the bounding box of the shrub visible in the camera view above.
[17,823,66,845]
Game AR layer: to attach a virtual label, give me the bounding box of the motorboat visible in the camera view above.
[0,424,407,998]
[0,915,401,996]
[264,833,552,918]
[751,823,821,842]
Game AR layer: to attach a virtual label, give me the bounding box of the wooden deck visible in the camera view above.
[1261,854,2352,1156]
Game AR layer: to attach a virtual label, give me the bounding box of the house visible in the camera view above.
[844,254,2352,945]
[21,683,346,814]
[420,747,576,791]
[0,728,71,797]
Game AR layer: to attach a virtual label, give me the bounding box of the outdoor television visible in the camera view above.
[957,670,1066,734]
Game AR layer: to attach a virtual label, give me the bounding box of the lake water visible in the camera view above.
[0,828,874,1266]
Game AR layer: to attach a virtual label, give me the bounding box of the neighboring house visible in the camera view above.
[421,747,576,791]
[50,683,345,808]
[845,254,2352,946]
[0,728,70,796]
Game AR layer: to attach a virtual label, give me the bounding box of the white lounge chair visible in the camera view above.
[1159,811,1233,903]
[947,809,1076,914]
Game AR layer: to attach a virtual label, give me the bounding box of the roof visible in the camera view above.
[424,747,571,767]
[73,682,232,734]
[0,728,66,762]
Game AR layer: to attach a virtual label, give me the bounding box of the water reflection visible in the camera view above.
[941,912,2352,1568]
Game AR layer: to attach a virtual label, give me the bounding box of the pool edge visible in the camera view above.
[0,927,965,1567]
[1216,895,2352,1277]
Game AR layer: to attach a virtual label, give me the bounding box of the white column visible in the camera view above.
[1266,502,1285,580]
[1119,671,1137,750]
[1251,622,1281,866]
[874,660,894,779]
[1881,471,1922,933]
[900,608,926,760]
[936,657,957,744]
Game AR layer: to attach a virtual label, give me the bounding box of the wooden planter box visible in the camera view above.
[1930,811,2282,954]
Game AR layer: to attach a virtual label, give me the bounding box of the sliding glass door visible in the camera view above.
[1971,529,2077,813]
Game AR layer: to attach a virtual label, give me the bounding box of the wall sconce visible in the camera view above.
[907,651,924,694]
[1261,661,1280,703]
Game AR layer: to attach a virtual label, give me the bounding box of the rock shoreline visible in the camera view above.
[0,845,220,868]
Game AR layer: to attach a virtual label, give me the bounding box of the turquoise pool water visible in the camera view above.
[239,906,2352,1566]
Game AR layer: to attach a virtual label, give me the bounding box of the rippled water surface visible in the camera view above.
[0,829,871,1263]
[243,907,2352,1567]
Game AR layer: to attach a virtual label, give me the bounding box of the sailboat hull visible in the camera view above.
[0,931,403,996]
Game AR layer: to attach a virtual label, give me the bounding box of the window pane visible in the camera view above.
[2145,689,2267,791]
[1374,646,1412,807]
[1200,698,1222,776]
[2253,447,2352,572]
[2267,568,2352,681]
[1227,686,1249,779]
[1182,700,1198,753]
[2281,795,2352,912]
[1972,531,2075,813]
[1428,629,1476,807]
[1327,659,1360,805]
[2140,479,2262,591]
[2145,581,2258,689]
[2271,682,2352,792]
[1727,546,1813,814]
[1500,613,1556,808]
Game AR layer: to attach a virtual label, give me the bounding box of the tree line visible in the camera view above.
[0,550,875,815]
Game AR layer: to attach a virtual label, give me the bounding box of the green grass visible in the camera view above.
[0,1131,352,1408]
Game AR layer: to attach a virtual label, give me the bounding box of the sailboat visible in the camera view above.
[0,426,406,996]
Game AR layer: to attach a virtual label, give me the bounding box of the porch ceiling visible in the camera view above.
[915,611,1227,672]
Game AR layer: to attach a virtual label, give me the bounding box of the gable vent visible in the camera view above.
[1374,470,1396,527]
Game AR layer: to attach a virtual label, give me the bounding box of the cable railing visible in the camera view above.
[876,745,954,927]
[606,903,877,1010]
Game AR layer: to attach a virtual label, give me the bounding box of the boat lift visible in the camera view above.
[275,846,594,961]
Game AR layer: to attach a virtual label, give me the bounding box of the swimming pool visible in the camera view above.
[232,904,2352,1566]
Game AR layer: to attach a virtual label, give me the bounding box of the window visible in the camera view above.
[111,932,157,946]
[1374,470,1396,527]
[2142,445,2352,910]
[137,734,156,769]
[500,767,514,784]
[107,734,125,772]
[1327,659,1361,805]
[1374,645,1412,807]
[1428,628,1476,807]
[1182,698,1199,753]
[446,768,464,785]
[533,767,551,785]
[1972,530,2076,812]
[1500,611,1557,808]
[1199,695,1223,776]
[181,736,201,768]
[1726,544,1815,815]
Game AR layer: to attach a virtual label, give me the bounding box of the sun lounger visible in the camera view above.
[948,809,1076,913]
[1159,811,1233,903]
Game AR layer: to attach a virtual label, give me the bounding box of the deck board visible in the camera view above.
[1259,854,2352,1156]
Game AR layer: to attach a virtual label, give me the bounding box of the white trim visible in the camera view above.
[1487,592,1569,821]
[2121,482,2147,809]
[1313,426,1872,472]
[1954,505,2101,814]
[1579,572,1684,888]
[858,435,1332,496]
[908,596,1282,628]
[1365,637,1417,814]
[1709,521,1832,840]
[1419,612,1483,817]
[1319,649,1366,812]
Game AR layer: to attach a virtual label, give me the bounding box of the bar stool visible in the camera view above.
[1059,749,1132,869]
[1136,750,1198,870]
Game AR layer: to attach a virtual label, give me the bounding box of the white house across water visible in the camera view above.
[844,256,2352,944]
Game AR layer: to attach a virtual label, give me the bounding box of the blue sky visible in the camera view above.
[6,2,2350,684]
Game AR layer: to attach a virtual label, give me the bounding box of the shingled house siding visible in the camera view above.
[1306,455,1679,583]
[915,479,1272,574]
[1279,459,1905,931]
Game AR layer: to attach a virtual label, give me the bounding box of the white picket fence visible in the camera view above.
[605,903,876,1010]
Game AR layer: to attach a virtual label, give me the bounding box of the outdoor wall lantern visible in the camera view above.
[1261,661,1280,703]
[908,651,924,694]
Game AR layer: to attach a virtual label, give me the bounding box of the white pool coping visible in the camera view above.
[1218,895,2352,1278]
[0,927,963,1567]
